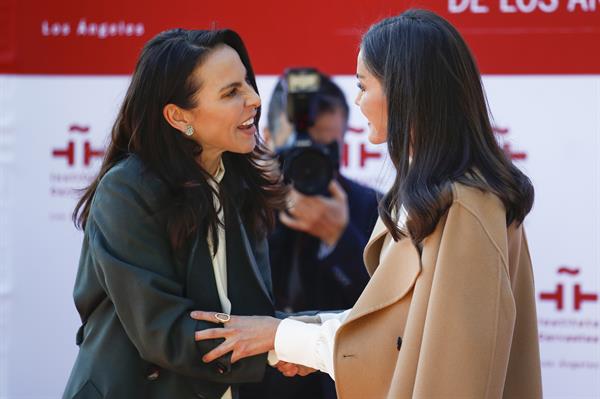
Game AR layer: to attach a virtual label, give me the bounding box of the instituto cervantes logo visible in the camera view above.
[52,124,104,167]
[538,265,599,371]
[49,124,105,211]
[540,267,598,311]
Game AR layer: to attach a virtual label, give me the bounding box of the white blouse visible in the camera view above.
[206,160,233,399]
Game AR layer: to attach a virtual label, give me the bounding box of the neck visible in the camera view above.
[198,151,222,176]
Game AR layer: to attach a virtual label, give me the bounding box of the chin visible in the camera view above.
[368,129,387,145]
[233,139,257,154]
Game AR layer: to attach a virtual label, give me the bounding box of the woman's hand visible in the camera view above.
[191,311,280,364]
[275,361,317,377]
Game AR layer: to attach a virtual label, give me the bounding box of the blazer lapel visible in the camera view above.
[217,159,273,305]
[345,231,421,325]
[234,210,274,304]
[185,231,223,312]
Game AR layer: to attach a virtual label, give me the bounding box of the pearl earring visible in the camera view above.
[185,125,194,137]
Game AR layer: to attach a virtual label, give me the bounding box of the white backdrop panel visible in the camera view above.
[0,74,598,398]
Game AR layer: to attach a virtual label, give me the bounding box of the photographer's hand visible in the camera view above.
[280,180,349,246]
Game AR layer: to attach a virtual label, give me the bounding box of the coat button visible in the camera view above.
[146,366,160,381]
[397,336,403,350]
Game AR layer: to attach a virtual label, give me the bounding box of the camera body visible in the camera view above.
[277,68,340,196]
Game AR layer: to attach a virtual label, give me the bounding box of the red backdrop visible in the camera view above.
[1,0,598,75]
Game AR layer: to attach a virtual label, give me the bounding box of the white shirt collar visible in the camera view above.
[213,158,226,184]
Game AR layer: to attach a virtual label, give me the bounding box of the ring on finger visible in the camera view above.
[215,312,231,323]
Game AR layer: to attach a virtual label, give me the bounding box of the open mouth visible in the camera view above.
[238,117,255,130]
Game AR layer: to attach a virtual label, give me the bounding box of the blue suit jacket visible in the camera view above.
[268,175,380,312]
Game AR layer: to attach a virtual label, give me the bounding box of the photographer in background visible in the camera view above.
[245,71,379,399]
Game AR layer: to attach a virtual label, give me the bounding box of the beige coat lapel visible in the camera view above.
[344,218,421,325]
[362,217,388,276]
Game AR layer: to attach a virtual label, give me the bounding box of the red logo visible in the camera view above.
[539,267,598,311]
[51,124,105,167]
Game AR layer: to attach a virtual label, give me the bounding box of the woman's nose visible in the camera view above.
[247,88,261,109]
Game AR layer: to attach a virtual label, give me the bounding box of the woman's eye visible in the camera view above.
[356,82,365,91]
[225,88,238,98]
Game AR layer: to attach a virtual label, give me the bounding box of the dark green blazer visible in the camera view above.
[63,155,275,399]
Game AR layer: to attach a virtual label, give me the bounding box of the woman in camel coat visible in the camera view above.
[329,183,542,398]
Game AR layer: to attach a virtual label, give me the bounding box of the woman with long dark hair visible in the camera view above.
[191,9,542,398]
[63,28,286,399]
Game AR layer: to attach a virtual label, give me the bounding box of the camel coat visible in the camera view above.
[333,184,542,399]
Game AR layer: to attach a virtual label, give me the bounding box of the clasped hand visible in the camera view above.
[190,311,316,377]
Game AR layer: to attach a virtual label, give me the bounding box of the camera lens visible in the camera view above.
[286,147,332,195]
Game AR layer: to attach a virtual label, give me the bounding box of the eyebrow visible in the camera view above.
[356,73,365,80]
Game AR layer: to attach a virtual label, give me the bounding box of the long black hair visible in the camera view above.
[73,28,287,252]
[361,9,534,245]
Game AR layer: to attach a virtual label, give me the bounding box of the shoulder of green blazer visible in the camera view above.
[94,154,167,211]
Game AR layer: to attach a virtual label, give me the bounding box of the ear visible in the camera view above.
[163,103,190,134]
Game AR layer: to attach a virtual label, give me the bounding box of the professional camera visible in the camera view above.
[278,68,340,196]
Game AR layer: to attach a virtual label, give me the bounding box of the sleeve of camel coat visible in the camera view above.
[412,200,517,398]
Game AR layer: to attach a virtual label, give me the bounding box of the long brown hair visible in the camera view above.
[361,9,534,246]
[73,28,287,252]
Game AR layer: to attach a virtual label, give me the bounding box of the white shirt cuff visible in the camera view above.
[267,350,279,366]
[274,315,348,379]
[274,318,322,370]
[318,309,351,323]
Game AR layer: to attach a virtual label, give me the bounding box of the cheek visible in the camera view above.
[192,108,230,145]
[361,93,377,122]
[378,106,388,139]
[363,95,387,144]
[359,98,372,128]
[202,98,239,118]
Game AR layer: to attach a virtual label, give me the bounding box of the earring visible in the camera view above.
[185,125,194,137]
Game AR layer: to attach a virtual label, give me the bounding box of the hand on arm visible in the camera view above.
[191,309,349,380]
[191,311,280,364]
[190,311,319,378]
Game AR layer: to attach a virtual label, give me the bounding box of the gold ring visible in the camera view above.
[215,312,231,323]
